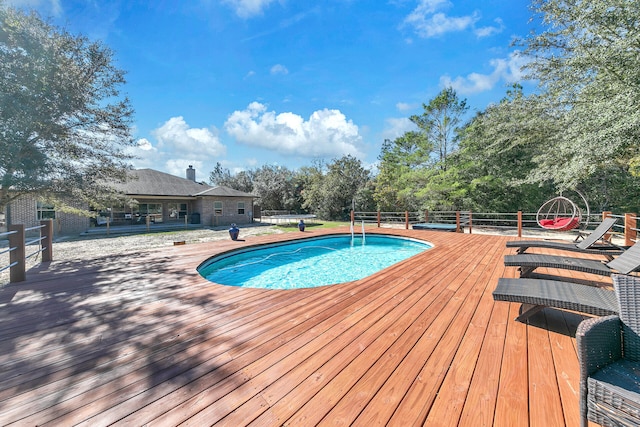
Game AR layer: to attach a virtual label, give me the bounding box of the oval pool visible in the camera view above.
[197,234,433,290]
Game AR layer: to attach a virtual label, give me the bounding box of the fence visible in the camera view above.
[0,219,53,283]
[2,212,638,284]
[351,210,638,244]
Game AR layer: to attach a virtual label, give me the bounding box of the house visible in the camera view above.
[3,166,257,236]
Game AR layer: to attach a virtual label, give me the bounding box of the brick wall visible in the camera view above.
[197,197,254,227]
[6,194,254,235]
[8,195,90,237]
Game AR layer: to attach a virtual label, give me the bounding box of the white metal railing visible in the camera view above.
[352,210,638,242]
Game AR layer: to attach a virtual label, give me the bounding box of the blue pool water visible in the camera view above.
[197,234,432,289]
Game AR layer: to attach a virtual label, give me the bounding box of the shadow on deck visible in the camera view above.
[0,227,606,426]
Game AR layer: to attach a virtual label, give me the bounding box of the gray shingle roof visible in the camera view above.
[195,186,257,198]
[111,169,255,198]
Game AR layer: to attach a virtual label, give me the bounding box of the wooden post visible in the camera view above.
[425,210,429,223]
[602,211,613,242]
[602,211,612,241]
[40,219,53,262]
[625,213,637,247]
[377,211,381,228]
[8,224,25,283]
[405,211,409,230]
[517,211,522,238]
[350,210,355,224]
[456,211,461,233]
[468,211,473,234]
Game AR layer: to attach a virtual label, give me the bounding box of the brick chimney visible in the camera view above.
[186,165,196,181]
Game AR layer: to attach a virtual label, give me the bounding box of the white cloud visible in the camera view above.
[403,0,505,39]
[165,159,206,180]
[152,116,226,157]
[135,138,155,151]
[222,0,276,19]
[440,51,527,95]
[126,138,157,163]
[396,102,419,112]
[474,18,505,38]
[381,117,418,141]
[270,64,289,75]
[224,102,365,158]
[129,117,227,177]
[6,0,62,16]
[407,0,449,16]
[403,0,479,38]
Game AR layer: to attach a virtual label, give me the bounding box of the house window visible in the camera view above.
[168,203,188,220]
[214,201,223,216]
[109,203,128,224]
[136,203,163,223]
[237,202,245,215]
[36,201,56,220]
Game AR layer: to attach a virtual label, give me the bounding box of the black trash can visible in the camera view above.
[190,212,200,224]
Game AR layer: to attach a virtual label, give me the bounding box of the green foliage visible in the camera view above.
[374,131,431,211]
[373,88,472,211]
[0,5,135,214]
[410,87,468,172]
[209,162,254,193]
[251,165,301,211]
[516,0,640,189]
[302,155,372,220]
[449,86,556,212]
[208,156,373,221]
[209,162,234,187]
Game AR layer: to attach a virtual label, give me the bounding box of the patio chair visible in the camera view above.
[492,277,618,322]
[577,274,640,427]
[504,240,640,278]
[506,217,622,257]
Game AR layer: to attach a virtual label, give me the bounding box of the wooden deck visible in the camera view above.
[0,227,608,426]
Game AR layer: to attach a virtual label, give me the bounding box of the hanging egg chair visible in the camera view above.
[536,191,590,232]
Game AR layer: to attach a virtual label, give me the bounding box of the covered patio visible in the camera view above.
[0,227,607,425]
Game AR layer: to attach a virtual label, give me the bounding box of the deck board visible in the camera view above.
[0,227,610,426]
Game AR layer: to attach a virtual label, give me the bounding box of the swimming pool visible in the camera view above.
[197,234,433,289]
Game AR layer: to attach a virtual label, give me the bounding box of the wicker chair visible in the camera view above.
[577,274,640,427]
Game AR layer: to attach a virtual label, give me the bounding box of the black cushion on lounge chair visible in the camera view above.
[493,278,618,322]
[506,217,621,255]
[504,241,640,278]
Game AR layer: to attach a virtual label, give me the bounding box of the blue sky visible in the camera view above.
[10,0,534,181]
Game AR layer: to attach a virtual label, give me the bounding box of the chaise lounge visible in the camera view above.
[506,217,623,256]
[492,277,618,322]
[504,240,640,278]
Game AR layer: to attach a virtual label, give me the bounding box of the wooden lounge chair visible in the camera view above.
[493,277,618,322]
[506,217,622,256]
[504,241,640,278]
[577,274,640,427]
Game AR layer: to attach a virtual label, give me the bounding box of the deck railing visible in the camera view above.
[0,219,53,283]
[351,210,638,244]
[2,213,637,284]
